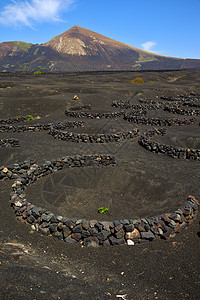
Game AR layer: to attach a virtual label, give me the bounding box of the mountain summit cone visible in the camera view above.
[0,25,200,72]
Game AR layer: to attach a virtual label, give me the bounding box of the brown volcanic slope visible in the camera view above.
[0,25,200,72]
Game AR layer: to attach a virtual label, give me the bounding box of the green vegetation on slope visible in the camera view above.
[137,52,157,63]
[11,41,32,52]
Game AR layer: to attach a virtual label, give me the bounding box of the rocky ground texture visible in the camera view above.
[0,69,200,299]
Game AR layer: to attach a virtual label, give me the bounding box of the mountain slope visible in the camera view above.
[0,25,199,72]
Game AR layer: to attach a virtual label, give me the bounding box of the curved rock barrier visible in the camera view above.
[0,121,84,133]
[0,159,36,180]
[0,138,20,147]
[0,155,198,247]
[164,104,200,116]
[160,96,183,102]
[183,101,200,108]
[130,105,147,115]
[112,100,162,111]
[0,116,27,124]
[138,99,163,110]
[111,94,200,116]
[111,100,131,109]
[139,129,200,160]
[65,110,124,119]
[124,113,195,126]
[1,93,199,247]
[67,104,91,111]
[161,93,200,106]
[48,128,140,143]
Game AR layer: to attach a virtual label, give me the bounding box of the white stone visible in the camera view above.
[127,239,135,246]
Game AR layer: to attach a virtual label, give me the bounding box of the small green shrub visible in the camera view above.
[98,206,109,214]
[26,115,40,121]
[33,71,43,75]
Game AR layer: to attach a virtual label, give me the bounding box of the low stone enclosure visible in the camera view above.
[65,110,124,119]
[164,104,200,116]
[139,129,200,161]
[0,116,27,124]
[0,138,20,148]
[123,114,195,126]
[48,128,140,143]
[0,120,84,132]
[0,93,199,246]
[112,100,163,111]
[0,155,199,247]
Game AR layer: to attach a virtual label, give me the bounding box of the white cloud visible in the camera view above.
[141,41,156,52]
[0,0,75,27]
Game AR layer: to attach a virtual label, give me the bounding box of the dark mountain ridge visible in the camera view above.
[0,25,200,72]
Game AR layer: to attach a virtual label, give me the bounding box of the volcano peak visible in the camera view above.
[0,25,200,71]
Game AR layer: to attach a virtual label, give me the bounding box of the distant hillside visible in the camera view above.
[0,25,199,72]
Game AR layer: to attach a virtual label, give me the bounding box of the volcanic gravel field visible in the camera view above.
[0,70,200,299]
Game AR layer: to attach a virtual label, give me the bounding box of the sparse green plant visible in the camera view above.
[6,86,12,89]
[33,71,43,75]
[33,48,39,56]
[11,41,32,52]
[26,115,40,121]
[176,75,186,80]
[98,206,110,214]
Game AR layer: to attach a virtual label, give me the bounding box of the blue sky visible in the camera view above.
[0,0,199,59]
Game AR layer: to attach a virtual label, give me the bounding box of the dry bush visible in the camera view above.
[130,77,144,83]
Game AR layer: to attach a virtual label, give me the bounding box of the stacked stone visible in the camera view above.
[112,100,163,111]
[131,104,147,115]
[67,104,91,111]
[0,156,198,247]
[164,104,200,116]
[0,121,84,133]
[161,94,200,105]
[111,100,131,109]
[139,99,163,110]
[0,138,20,147]
[182,94,200,108]
[160,96,182,102]
[48,128,140,143]
[51,121,84,130]
[65,111,124,119]
[141,128,167,139]
[124,113,195,126]
[0,116,27,124]
[139,129,200,160]
[0,159,36,180]
[183,101,200,108]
